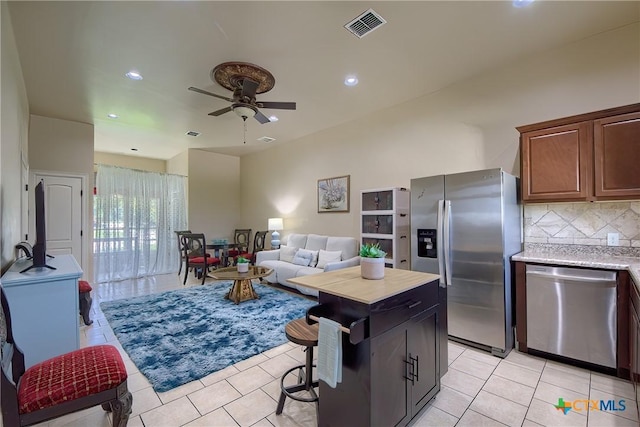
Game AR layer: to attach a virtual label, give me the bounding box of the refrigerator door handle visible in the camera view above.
[443,200,452,286]
[437,200,445,285]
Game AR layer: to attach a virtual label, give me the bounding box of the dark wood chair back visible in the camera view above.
[0,288,132,427]
[175,230,191,276]
[180,233,220,285]
[228,229,251,259]
[249,231,268,264]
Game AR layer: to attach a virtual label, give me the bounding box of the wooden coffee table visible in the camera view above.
[209,266,274,304]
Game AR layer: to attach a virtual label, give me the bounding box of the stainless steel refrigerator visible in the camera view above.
[410,169,522,357]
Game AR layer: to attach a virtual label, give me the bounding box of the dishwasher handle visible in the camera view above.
[526,270,616,284]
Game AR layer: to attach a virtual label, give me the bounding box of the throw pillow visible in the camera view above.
[292,250,312,267]
[316,249,342,269]
[279,245,297,263]
[296,248,319,267]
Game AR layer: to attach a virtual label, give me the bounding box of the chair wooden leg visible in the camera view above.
[79,291,93,325]
[110,391,132,427]
[183,267,189,285]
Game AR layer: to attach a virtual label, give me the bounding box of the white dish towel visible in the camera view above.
[317,317,343,388]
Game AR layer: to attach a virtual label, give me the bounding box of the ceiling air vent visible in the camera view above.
[257,136,276,143]
[185,131,200,137]
[344,9,386,38]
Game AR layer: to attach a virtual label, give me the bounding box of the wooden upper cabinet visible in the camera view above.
[521,122,592,202]
[594,112,640,199]
[518,104,640,203]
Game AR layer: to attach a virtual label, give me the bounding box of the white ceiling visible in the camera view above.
[7,1,639,159]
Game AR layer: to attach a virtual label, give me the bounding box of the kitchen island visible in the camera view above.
[288,266,442,427]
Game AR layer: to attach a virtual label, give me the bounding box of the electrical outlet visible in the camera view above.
[607,233,619,246]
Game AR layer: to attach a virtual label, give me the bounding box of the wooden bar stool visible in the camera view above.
[276,318,319,418]
[78,280,93,325]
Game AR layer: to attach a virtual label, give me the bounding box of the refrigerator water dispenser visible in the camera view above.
[417,229,437,258]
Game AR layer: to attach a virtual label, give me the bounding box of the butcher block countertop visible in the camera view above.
[287,266,440,304]
[512,244,640,288]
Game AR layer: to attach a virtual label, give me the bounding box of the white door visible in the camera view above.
[31,174,84,268]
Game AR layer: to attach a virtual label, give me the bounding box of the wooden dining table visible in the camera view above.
[206,242,240,267]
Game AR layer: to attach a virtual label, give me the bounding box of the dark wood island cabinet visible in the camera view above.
[288,266,442,427]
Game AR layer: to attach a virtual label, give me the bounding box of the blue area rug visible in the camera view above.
[100,281,316,392]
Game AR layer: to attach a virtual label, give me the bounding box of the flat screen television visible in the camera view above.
[20,180,55,273]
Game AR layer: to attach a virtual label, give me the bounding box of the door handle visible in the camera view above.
[437,200,445,286]
[443,200,452,286]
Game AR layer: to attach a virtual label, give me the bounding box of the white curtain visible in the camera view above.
[93,165,188,283]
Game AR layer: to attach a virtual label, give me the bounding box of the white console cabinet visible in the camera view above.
[361,187,410,269]
[1,254,82,368]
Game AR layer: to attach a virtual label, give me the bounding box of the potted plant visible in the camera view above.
[359,243,386,279]
[236,256,250,273]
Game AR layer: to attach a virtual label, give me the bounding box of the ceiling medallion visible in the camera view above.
[210,62,275,94]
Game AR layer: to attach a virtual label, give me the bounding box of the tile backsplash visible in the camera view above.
[524,201,640,247]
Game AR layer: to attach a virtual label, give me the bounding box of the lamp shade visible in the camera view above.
[268,218,284,231]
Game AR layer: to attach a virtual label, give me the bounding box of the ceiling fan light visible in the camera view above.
[233,105,256,119]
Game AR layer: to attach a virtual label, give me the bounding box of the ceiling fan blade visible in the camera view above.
[257,101,296,110]
[254,110,270,124]
[208,106,233,116]
[188,86,233,102]
[241,78,259,99]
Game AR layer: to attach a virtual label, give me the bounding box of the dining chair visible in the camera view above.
[0,287,132,427]
[181,233,221,285]
[244,230,268,265]
[175,230,191,276]
[228,229,252,261]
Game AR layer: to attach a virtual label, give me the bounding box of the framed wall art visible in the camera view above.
[318,175,350,213]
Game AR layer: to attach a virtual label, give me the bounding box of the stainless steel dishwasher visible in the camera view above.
[526,265,617,368]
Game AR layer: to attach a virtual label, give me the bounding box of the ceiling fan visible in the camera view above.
[188,61,296,124]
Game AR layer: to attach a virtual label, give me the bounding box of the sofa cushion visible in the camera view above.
[286,234,308,249]
[292,251,312,266]
[305,234,329,252]
[257,259,280,282]
[296,248,319,267]
[293,249,318,267]
[317,249,342,269]
[278,262,305,285]
[279,245,297,263]
[326,236,358,260]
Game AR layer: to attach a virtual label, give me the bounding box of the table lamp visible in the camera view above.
[268,218,284,249]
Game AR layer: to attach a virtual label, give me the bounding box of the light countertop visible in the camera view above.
[287,266,440,304]
[512,244,640,288]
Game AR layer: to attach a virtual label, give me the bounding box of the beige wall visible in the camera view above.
[188,149,240,241]
[1,2,30,271]
[240,23,640,242]
[29,115,94,174]
[95,151,166,173]
[167,151,189,177]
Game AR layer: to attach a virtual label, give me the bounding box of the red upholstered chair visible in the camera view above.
[78,279,93,325]
[0,287,132,427]
[227,229,251,260]
[238,230,268,265]
[175,230,192,276]
[181,233,221,285]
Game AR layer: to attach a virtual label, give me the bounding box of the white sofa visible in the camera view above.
[256,233,360,297]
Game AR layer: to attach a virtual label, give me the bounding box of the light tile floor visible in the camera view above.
[32,273,640,426]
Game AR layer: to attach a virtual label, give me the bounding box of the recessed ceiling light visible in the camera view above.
[344,76,359,86]
[513,0,535,8]
[257,136,276,143]
[107,113,118,119]
[125,70,143,80]
[269,116,279,122]
[130,148,138,151]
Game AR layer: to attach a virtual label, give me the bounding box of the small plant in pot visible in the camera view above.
[359,243,386,280]
[236,256,250,273]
